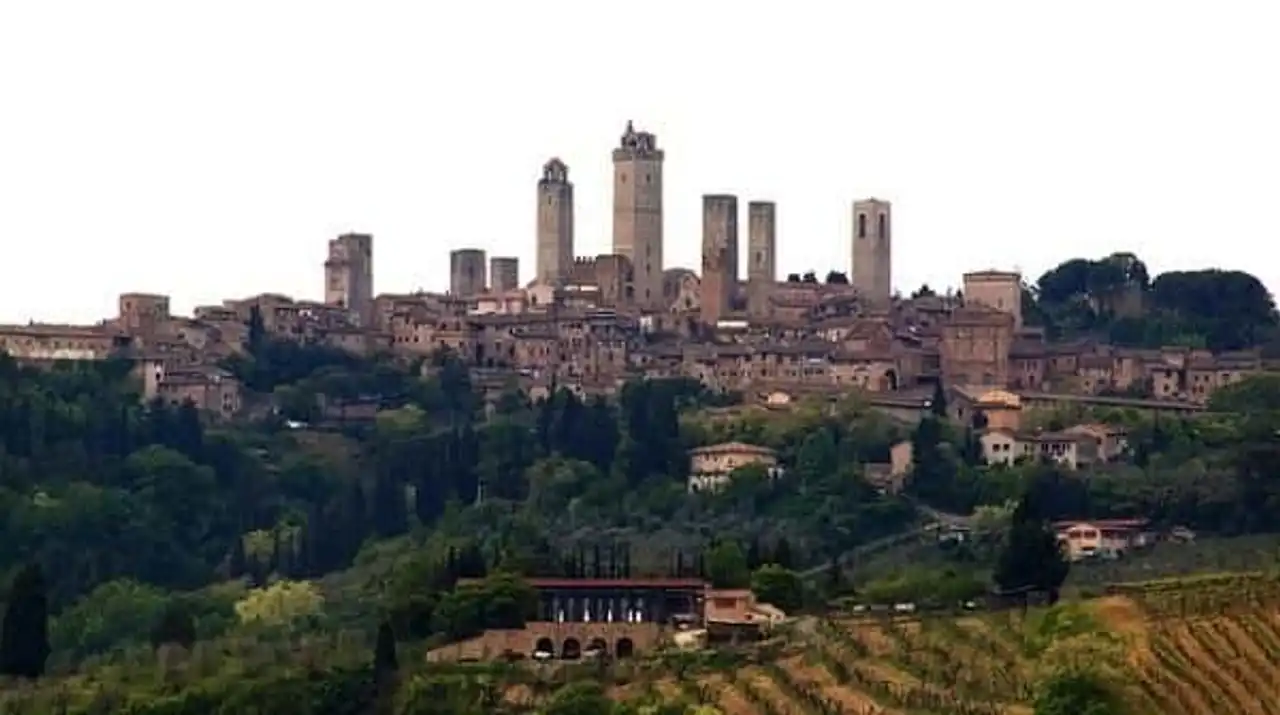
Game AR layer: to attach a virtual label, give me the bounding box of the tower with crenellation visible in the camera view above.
[536,158,574,285]
[612,121,665,310]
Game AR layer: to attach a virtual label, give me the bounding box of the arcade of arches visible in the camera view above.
[535,636,636,660]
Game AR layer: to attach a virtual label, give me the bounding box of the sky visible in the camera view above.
[1,2,1278,324]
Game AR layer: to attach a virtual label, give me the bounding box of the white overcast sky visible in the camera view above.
[1,2,1277,324]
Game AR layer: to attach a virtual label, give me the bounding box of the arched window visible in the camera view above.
[878,213,887,239]
[857,213,867,239]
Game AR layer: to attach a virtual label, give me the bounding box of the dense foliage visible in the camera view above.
[3,251,1280,713]
[1027,252,1278,352]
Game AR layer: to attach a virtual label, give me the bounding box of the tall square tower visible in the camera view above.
[612,121,665,310]
[324,233,373,327]
[851,199,892,308]
[536,158,574,285]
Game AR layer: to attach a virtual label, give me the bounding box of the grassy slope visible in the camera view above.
[587,577,1280,715]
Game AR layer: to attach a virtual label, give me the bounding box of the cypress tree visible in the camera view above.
[0,563,51,679]
[228,534,247,579]
[773,537,794,570]
[374,620,399,675]
[931,381,948,417]
[150,604,197,651]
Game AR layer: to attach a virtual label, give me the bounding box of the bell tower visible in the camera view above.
[612,121,665,310]
[852,198,892,308]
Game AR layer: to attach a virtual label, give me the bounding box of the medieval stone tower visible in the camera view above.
[324,232,374,327]
[747,201,776,316]
[612,121,665,309]
[700,195,739,324]
[963,270,1023,330]
[450,248,487,297]
[536,158,574,285]
[851,198,892,309]
[490,256,520,293]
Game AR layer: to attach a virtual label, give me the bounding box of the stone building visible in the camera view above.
[450,249,487,298]
[963,270,1023,330]
[612,121,665,310]
[939,306,1016,387]
[490,256,520,293]
[118,293,171,333]
[324,233,374,328]
[746,201,777,317]
[851,198,892,308]
[700,194,739,325]
[536,158,574,285]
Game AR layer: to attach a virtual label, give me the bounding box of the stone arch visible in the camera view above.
[562,638,582,660]
[587,637,608,656]
[616,638,635,659]
[534,637,555,657]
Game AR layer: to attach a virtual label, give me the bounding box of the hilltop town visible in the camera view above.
[0,121,1266,427]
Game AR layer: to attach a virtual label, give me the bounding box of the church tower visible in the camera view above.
[612,121,665,309]
[851,198,892,308]
[536,158,574,285]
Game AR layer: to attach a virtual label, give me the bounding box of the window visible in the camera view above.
[620,173,627,184]
[645,173,651,184]
[878,212,887,239]
[857,213,867,239]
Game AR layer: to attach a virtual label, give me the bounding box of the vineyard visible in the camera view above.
[597,573,1280,715]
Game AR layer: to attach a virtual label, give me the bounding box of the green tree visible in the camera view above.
[52,579,168,660]
[750,564,804,612]
[930,381,947,417]
[544,681,616,715]
[150,602,197,651]
[1208,373,1280,414]
[374,620,398,676]
[705,541,750,589]
[995,495,1070,604]
[1035,671,1125,715]
[0,563,51,679]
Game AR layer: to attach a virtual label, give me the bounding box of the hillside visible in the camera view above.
[7,573,1280,714]
[641,574,1280,715]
